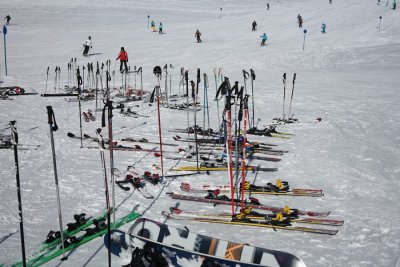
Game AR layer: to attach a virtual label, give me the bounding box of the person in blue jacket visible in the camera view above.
[260,33,268,46]
[159,22,163,34]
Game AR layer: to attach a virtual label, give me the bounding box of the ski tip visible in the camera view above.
[67,132,75,138]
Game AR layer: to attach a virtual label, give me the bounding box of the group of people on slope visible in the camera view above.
[150,20,164,34]
[251,21,268,46]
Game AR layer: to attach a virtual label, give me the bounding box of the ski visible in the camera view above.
[167,192,330,217]
[180,182,324,197]
[162,211,338,235]
[173,135,278,147]
[12,209,112,267]
[157,165,278,172]
[40,93,79,97]
[169,207,343,226]
[13,211,140,267]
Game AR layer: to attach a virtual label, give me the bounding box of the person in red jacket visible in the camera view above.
[116,47,129,73]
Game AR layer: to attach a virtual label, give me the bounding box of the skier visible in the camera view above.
[4,15,11,25]
[267,3,270,10]
[82,36,92,56]
[252,20,257,31]
[260,33,268,46]
[195,29,202,43]
[393,0,397,9]
[298,17,303,28]
[159,22,163,34]
[321,23,327,33]
[116,47,129,73]
[329,0,332,3]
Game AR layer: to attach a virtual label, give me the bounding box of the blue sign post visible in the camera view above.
[302,29,307,50]
[220,8,223,19]
[147,15,150,29]
[3,25,7,76]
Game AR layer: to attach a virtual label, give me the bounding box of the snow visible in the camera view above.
[1,0,400,266]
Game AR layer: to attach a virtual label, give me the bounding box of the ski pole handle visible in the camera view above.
[46,106,58,131]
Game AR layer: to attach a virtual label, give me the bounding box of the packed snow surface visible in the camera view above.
[1,0,400,266]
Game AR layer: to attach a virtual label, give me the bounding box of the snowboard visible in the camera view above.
[125,217,306,267]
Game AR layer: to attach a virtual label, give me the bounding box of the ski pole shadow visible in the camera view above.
[0,231,17,245]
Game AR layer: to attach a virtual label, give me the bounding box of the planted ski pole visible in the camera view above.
[250,69,256,128]
[282,73,287,120]
[213,68,221,130]
[288,73,297,119]
[54,67,58,92]
[169,64,174,97]
[240,95,249,209]
[224,86,235,217]
[95,128,112,267]
[76,68,83,148]
[45,67,49,94]
[10,121,27,267]
[191,79,200,173]
[3,25,7,76]
[163,64,169,105]
[203,73,210,132]
[46,106,68,261]
[185,70,191,151]
[150,84,165,179]
[102,71,116,224]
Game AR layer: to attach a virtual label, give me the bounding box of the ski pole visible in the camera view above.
[54,67,58,92]
[76,68,84,148]
[185,71,191,151]
[250,69,256,128]
[169,64,174,97]
[164,64,169,106]
[10,121,27,267]
[96,128,112,267]
[191,79,200,173]
[288,73,296,119]
[240,96,249,209]
[213,68,221,129]
[102,72,116,224]
[46,106,68,261]
[45,66,49,94]
[282,73,286,120]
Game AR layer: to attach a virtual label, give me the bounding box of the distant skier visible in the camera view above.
[116,47,129,73]
[82,36,92,56]
[329,0,332,3]
[195,29,202,43]
[298,16,303,28]
[321,23,326,33]
[267,3,270,10]
[393,0,397,9]
[159,22,163,34]
[260,33,268,46]
[4,15,11,25]
[252,20,257,31]
[377,0,380,4]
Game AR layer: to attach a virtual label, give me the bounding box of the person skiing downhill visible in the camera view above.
[4,15,11,25]
[260,33,268,46]
[116,47,129,73]
[82,36,92,56]
[195,29,202,43]
[267,3,270,9]
[252,21,257,31]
